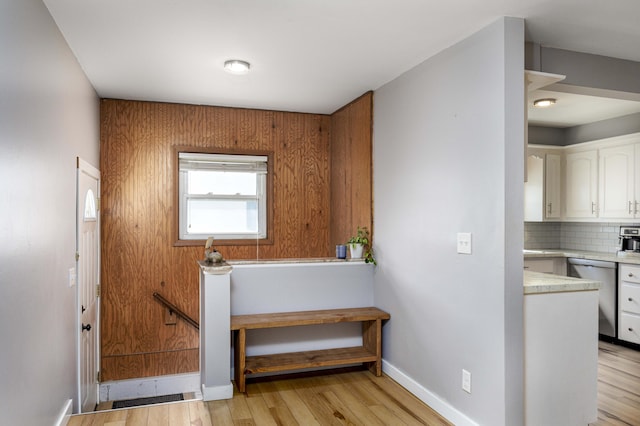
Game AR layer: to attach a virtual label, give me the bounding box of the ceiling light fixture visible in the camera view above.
[533,98,557,108]
[224,59,250,75]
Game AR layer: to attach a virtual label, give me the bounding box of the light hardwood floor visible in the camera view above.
[69,342,640,426]
[594,341,640,425]
[68,369,451,425]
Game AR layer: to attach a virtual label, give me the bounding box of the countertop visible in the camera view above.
[524,271,601,295]
[522,248,631,294]
[524,248,640,265]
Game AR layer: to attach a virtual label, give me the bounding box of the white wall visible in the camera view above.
[230,262,374,358]
[373,17,524,425]
[0,0,99,423]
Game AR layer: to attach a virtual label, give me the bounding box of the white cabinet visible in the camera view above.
[528,134,640,222]
[599,144,635,218]
[565,149,598,219]
[546,153,562,219]
[524,154,544,221]
[619,264,640,345]
[524,150,561,221]
[635,144,640,217]
[524,288,598,425]
[597,140,640,219]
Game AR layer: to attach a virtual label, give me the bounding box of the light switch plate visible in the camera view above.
[457,232,472,254]
[462,369,472,393]
[68,267,76,287]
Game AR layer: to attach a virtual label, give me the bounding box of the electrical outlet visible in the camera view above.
[457,233,472,254]
[462,369,471,393]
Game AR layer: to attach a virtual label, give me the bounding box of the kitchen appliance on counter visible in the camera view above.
[567,258,617,340]
[619,226,640,253]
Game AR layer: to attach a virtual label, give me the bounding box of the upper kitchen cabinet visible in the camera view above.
[528,133,640,222]
[599,143,635,218]
[524,153,544,221]
[546,153,562,219]
[525,147,562,221]
[598,134,640,219]
[524,70,565,222]
[565,148,598,219]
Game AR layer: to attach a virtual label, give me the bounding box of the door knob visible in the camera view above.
[82,323,92,332]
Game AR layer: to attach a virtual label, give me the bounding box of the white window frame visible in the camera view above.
[178,152,268,241]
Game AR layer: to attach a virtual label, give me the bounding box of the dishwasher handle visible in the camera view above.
[567,257,616,269]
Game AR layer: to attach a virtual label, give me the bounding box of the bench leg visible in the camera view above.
[363,318,383,376]
[234,328,247,392]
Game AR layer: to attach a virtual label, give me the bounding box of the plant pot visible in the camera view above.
[349,243,364,259]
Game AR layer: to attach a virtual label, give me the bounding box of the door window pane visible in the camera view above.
[84,189,97,221]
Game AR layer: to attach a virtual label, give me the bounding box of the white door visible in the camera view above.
[77,158,100,413]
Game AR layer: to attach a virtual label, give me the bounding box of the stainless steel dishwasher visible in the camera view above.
[567,258,617,339]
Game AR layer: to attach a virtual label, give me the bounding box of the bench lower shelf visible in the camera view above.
[245,346,378,374]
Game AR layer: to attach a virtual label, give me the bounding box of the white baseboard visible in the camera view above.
[382,360,478,426]
[202,383,234,401]
[54,399,73,426]
[99,372,200,402]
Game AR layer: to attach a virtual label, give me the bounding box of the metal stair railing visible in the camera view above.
[152,292,199,330]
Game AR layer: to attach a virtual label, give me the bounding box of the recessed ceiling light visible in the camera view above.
[533,98,556,108]
[224,59,250,75]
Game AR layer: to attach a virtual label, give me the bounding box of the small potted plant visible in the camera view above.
[347,226,376,264]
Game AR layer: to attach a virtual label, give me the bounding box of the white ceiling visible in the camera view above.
[42,0,640,115]
[528,89,640,128]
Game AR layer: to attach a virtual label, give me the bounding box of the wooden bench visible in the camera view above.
[230,307,390,393]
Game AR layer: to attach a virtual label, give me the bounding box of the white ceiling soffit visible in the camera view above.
[41,0,640,114]
[528,89,640,128]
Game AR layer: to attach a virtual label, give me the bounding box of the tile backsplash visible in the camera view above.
[524,221,640,253]
[524,222,561,249]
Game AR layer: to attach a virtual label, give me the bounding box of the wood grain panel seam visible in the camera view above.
[103,347,199,357]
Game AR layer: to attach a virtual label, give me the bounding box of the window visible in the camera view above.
[178,152,269,241]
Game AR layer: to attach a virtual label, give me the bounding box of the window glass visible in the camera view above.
[187,199,258,234]
[188,171,257,195]
[84,189,97,221]
[178,152,267,240]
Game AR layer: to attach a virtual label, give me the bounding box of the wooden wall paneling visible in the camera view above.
[349,94,373,230]
[272,111,300,258]
[267,111,332,259]
[101,348,199,380]
[303,115,331,257]
[100,100,334,380]
[330,92,373,246]
[330,105,348,247]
